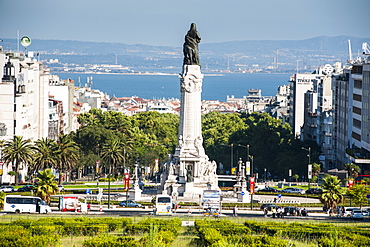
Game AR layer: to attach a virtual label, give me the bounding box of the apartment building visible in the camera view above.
[346,62,370,173]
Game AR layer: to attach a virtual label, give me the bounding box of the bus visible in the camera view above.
[155,195,173,215]
[355,175,370,183]
[202,190,221,216]
[3,195,52,214]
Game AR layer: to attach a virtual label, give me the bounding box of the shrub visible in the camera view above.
[126,218,181,235]
[83,235,138,247]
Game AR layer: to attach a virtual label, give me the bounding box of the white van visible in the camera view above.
[3,195,52,214]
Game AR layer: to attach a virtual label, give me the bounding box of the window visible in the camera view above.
[157,197,171,203]
[353,119,361,128]
[353,94,362,102]
[352,131,361,141]
[353,106,362,115]
[354,80,362,89]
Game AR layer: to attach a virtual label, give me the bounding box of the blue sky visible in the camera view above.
[1,0,369,46]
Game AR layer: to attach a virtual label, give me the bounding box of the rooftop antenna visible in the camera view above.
[17,30,19,51]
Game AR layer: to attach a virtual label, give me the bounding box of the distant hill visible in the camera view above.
[1,36,369,72]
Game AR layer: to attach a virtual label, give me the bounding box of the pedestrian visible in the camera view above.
[277,207,282,218]
[272,207,277,218]
[233,205,238,217]
[329,208,333,216]
[341,206,345,217]
[264,207,268,218]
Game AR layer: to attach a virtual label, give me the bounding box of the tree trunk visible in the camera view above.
[13,161,18,186]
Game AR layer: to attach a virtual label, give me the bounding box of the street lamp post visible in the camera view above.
[249,155,254,210]
[302,147,311,189]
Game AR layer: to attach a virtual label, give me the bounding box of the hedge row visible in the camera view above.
[244,220,370,246]
[193,219,289,247]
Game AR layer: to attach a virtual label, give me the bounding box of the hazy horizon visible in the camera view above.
[1,0,369,47]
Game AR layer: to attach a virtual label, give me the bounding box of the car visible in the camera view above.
[0,186,15,192]
[17,185,34,192]
[58,185,65,192]
[305,188,323,194]
[260,203,276,210]
[119,200,142,208]
[281,187,305,194]
[350,210,364,220]
[258,187,279,193]
[283,206,300,216]
[343,207,360,217]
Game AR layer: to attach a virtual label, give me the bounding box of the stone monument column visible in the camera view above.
[161,23,219,197]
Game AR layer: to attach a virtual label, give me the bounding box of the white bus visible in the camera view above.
[3,195,52,214]
[155,195,173,215]
[202,190,221,216]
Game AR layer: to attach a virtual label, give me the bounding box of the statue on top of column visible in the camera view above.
[183,23,201,66]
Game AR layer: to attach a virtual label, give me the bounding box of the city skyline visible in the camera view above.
[1,0,369,47]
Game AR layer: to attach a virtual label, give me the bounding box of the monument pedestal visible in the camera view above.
[160,64,219,197]
[237,190,250,203]
[129,186,142,201]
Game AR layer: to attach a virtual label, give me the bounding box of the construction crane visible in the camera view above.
[363,42,370,55]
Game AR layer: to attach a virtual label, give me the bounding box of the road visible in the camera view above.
[49,206,370,223]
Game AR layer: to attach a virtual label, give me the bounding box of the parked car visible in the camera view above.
[0,186,14,192]
[305,188,322,194]
[258,187,279,193]
[17,185,34,192]
[344,207,360,217]
[119,200,142,208]
[283,206,300,216]
[260,203,276,210]
[280,187,305,194]
[350,210,364,220]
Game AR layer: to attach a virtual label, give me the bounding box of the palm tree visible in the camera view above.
[0,192,5,210]
[312,163,321,177]
[100,138,125,209]
[33,169,58,204]
[344,163,360,179]
[31,138,58,173]
[55,134,80,184]
[2,136,34,185]
[320,175,344,214]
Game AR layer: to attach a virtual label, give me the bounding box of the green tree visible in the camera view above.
[230,112,294,177]
[312,163,321,177]
[344,163,360,179]
[33,169,58,204]
[347,184,370,209]
[55,134,80,184]
[31,138,58,173]
[320,175,344,213]
[292,174,299,182]
[2,136,34,185]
